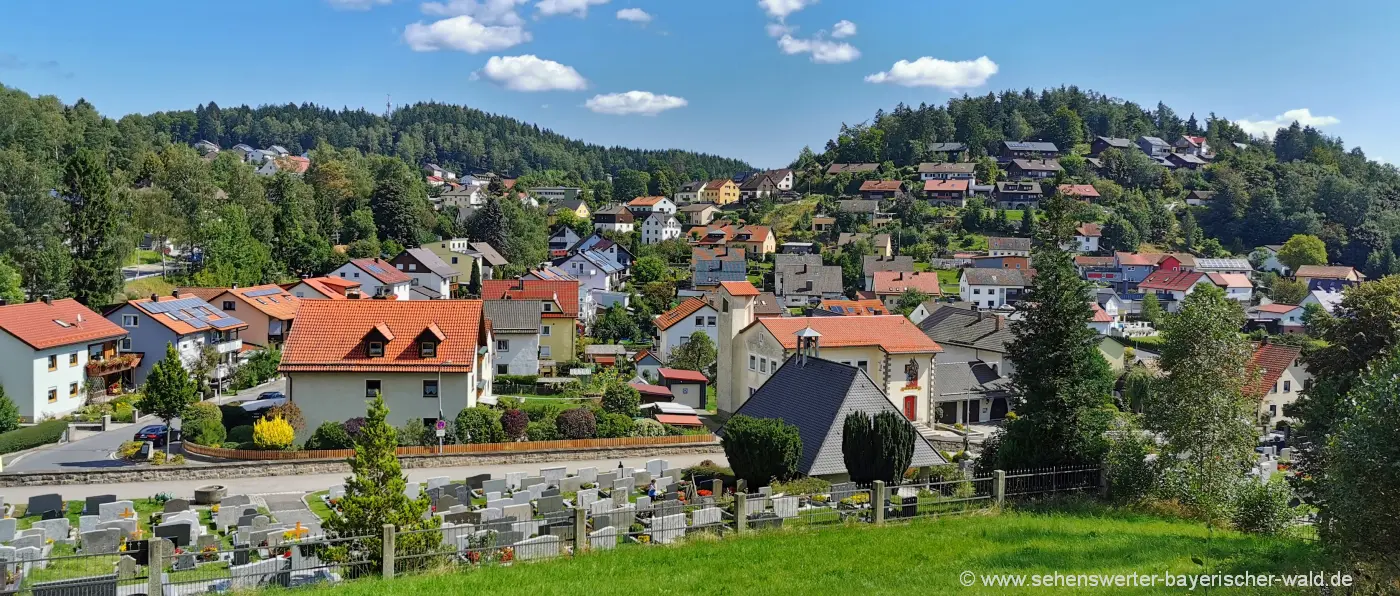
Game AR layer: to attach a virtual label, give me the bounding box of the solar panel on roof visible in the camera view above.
[364,264,384,273]
[245,288,283,297]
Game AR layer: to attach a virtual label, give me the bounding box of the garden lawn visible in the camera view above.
[284,502,1325,595]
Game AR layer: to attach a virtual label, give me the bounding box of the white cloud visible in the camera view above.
[830,19,856,38]
[759,0,815,19]
[420,0,527,25]
[403,16,531,53]
[585,91,687,115]
[864,56,999,89]
[616,7,651,22]
[765,22,794,37]
[1233,108,1340,137]
[326,0,392,9]
[536,0,608,17]
[480,55,588,91]
[777,34,859,64]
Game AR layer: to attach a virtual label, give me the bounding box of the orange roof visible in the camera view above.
[294,277,361,300]
[127,295,249,335]
[818,299,889,316]
[923,179,969,192]
[692,246,745,261]
[174,287,226,302]
[1295,265,1359,280]
[658,368,709,383]
[274,156,310,174]
[0,299,126,350]
[872,271,943,296]
[859,180,904,192]
[719,281,760,297]
[1089,302,1113,323]
[628,196,668,207]
[1208,273,1253,289]
[1075,256,1116,267]
[350,258,411,285]
[1139,270,1205,292]
[481,279,579,318]
[629,381,673,398]
[1076,223,1102,237]
[1245,342,1303,398]
[703,179,731,191]
[1115,252,1159,266]
[1059,184,1100,198]
[754,316,942,354]
[655,413,704,427]
[1255,303,1301,314]
[655,298,713,330]
[225,285,300,320]
[280,300,485,373]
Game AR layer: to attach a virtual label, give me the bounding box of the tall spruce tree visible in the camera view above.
[137,343,197,453]
[64,149,122,305]
[986,193,1116,470]
[369,165,426,248]
[470,198,509,255]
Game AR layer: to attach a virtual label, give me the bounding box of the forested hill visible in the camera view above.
[0,84,751,181]
[794,86,1400,274]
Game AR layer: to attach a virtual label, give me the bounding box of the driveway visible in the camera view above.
[3,379,285,473]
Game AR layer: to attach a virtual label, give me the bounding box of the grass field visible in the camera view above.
[287,501,1325,595]
[124,249,164,266]
[123,275,175,299]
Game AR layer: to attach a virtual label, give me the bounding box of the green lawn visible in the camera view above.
[124,249,164,266]
[284,501,1324,595]
[933,268,961,295]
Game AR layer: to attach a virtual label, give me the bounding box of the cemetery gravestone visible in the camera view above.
[98,501,135,523]
[84,495,116,516]
[597,472,617,488]
[536,495,564,515]
[505,472,526,490]
[26,494,64,519]
[692,507,722,528]
[652,513,686,544]
[163,499,190,513]
[515,535,560,561]
[588,526,617,550]
[773,496,799,519]
[0,518,16,543]
[646,459,666,477]
[633,471,652,488]
[482,478,507,495]
[502,504,531,523]
[520,477,545,490]
[32,518,70,542]
[437,495,460,511]
[426,476,450,490]
[635,496,652,512]
[539,467,566,486]
[464,474,491,491]
[577,467,598,484]
[78,515,99,535]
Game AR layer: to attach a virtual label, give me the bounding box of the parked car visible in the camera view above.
[133,424,179,447]
[240,391,288,413]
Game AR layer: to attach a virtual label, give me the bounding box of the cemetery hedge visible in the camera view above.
[0,419,69,454]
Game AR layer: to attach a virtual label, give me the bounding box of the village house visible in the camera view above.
[763,168,795,191]
[481,280,579,365]
[815,299,889,316]
[700,179,740,205]
[280,300,492,437]
[483,300,542,376]
[1249,303,1306,334]
[1059,184,1100,202]
[859,180,907,201]
[993,181,1043,209]
[331,258,412,300]
[1167,152,1207,170]
[1072,223,1101,253]
[1137,270,1210,312]
[959,269,1032,309]
[0,298,130,421]
[591,205,636,233]
[696,222,776,256]
[657,368,708,409]
[918,162,976,182]
[528,186,582,203]
[1256,244,1288,276]
[1136,136,1173,158]
[633,350,664,380]
[654,298,719,363]
[555,249,623,297]
[1185,190,1216,206]
[1089,136,1133,157]
[675,181,706,203]
[932,360,1012,425]
[862,255,915,291]
[677,203,721,227]
[106,292,248,388]
[572,234,634,269]
[1247,341,1310,426]
[1075,256,1122,286]
[550,198,590,220]
[391,248,460,300]
[926,142,967,162]
[924,179,970,207]
[208,285,299,347]
[1195,258,1254,276]
[837,232,893,257]
[872,271,942,309]
[625,196,677,217]
[837,199,883,222]
[918,306,1016,377]
[738,174,777,201]
[1294,265,1363,292]
[774,254,844,307]
[640,212,683,245]
[1174,135,1211,157]
[987,236,1032,257]
[1300,289,1343,315]
[811,215,836,235]
[999,141,1061,160]
[1007,159,1063,180]
[548,227,581,257]
[971,255,1031,270]
[692,246,748,289]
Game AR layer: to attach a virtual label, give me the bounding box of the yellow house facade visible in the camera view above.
[701,179,740,205]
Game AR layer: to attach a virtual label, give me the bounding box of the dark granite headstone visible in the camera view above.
[747,513,783,530]
[232,544,252,566]
[84,495,117,516]
[126,539,150,566]
[154,523,190,547]
[464,474,491,490]
[26,493,64,519]
[162,499,190,513]
[541,488,560,498]
[31,573,118,596]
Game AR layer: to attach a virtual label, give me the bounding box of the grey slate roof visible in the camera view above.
[962,268,1031,287]
[918,162,976,174]
[987,237,1032,252]
[927,142,967,152]
[723,355,946,476]
[918,306,1015,353]
[1003,141,1059,153]
[1096,136,1133,148]
[467,242,508,266]
[775,263,844,296]
[933,361,1010,399]
[404,247,459,280]
[837,199,881,213]
[753,292,785,317]
[863,255,915,275]
[774,253,823,267]
[483,299,543,333]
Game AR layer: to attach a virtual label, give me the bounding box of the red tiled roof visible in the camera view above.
[872,271,943,296]
[755,316,942,354]
[1059,184,1100,198]
[1076,223,1102,237]
[655,298,712,330]
[703,179,731,191]
[923,179,969,192]
[655,413,704,427]
[275,156,310,174]
[280,300,484,373]
[1115,252,1159,266]
[350,258,411,285]
[481,279,579,318]
[1295,265,1359,280]
[1089,302,1113,323]
[692,246,745,261]
[719,281,760,297]
[859,180,904,192]
[0,299,126,350]
[1138,270,1205,292]
[1255,303,1301,314]
[628,196,668,207]
[818,299,889,316]
[658,368,709,383]
[1208,273,1253,289]
[1075,256,1116,267]
[294,277,361,299]
[225,285,300,320]
[174,287,227,303]
[1245,342,1303,398]
[629,381,673,398]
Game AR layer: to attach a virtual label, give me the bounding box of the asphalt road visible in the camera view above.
[4,380,285,473]
[0,453,727,501]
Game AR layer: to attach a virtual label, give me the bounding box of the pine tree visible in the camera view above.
[985,194,1116,470]
[369,166,427,247]
[137,343,197,453]
[1180,208,1200,251]
[841,411,875,483]
[1019,207,1035,237]
[467,258,482,297]
[324,394,439,573]
[0,386,19,433]
[469,198,509,254]
[64,149,123,305]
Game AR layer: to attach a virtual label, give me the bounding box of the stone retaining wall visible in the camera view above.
[0,442,722,487]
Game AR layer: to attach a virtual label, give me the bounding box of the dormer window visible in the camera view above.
[542,302,553,312]
[421,341,437,358]
[368,342,384,357]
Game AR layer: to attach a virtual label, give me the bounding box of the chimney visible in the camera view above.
[994,315,1004,331]
[150,294,158,303]
[41,294,52,305]
[977,310,985,322]
[171,289,181,299]
[0,299,7,306]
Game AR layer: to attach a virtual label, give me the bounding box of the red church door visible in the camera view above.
[903,396,917,421]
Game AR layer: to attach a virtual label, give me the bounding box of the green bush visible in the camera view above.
[555,408,596,439]
[397,419,432,447]
[0,420,69,454]
[720,415,802,488]
[501,409,529,440]
[682,461,735,488]
[1105,429,1156,503]
[220,405,255,430]
[526,420,559,441]
[455,407,504,444]
[265,402,305,433]
[771,476,831,495]
[305,421,354,450]
[0,389,20,433]
[521,401,567,424]
[601,382,640,416]
[1232,477,1297,536]
[632,418,665,437]
[183,418,226,447]
[227,425,254,444]
[596,413,635,438]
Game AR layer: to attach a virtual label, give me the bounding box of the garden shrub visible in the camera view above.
[253,416,295,450]
[682,461,735,488]
[521,401,567,423]
[227,425,254,444]
[1232,477,1297,535]
[181,402,225,446]
[455,407,504,444]
[117,440,144,460]
[632,418,665,437]
[601,382,640,416]
[596,413,634,438]
[342,417,367,439]
[397,419,427,447]
[1105,429,1156,503]
[555,408,596,440]
[220,404,255,430]
[305,421,353,450]
[526,420,558,442]
[0,390,21,433]
[266,402,305,433]
[771,476,831,495]
[500,409,528,441]
[0,420,68,454]
[720,415,802,488]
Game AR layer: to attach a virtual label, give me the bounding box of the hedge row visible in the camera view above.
[0,420,69,454]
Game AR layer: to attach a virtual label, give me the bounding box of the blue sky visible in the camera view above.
[1,0,1397,168]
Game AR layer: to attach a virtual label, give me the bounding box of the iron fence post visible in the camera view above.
[735,493,748,533]
[872,481,886,525]
[993,470,1006,507]
[382,523,396,579]
[574,507,587,554]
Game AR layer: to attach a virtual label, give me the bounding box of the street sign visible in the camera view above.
[435,419,447,431]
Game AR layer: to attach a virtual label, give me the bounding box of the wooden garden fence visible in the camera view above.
[182,434,718,461]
